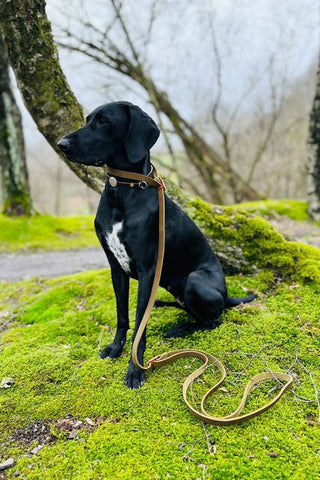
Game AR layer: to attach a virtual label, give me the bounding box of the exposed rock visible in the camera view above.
[0,458,14,471]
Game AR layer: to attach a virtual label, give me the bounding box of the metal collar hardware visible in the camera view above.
[138,181,147,189]
[109,176,117,187]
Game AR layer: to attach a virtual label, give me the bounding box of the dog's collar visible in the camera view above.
[106,164,165,191]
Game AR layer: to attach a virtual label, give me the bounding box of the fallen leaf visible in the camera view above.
[57,419,75,432]
[85,418,95,426]
[0,377,15,389]
[219,387,228,394]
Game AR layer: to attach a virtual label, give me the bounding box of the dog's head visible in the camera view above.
[57,101,160,169]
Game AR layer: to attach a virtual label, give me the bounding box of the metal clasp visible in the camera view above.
[109,176,117,187]
[139,181,148,190]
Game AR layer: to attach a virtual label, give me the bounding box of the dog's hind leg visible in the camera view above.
[100,266,129,359]
[165,270,224,338]
[184,271,225,325]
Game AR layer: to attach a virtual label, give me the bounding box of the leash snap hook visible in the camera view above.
[139,180,148,190]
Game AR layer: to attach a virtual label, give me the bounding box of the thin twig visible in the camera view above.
[298,360,320,423]
[189,383,217,457]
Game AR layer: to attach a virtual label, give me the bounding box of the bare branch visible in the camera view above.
[246,59,285,187]
[109,0,140,64]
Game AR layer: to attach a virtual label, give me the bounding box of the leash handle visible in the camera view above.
[105,165,293,425]
[149,350,293,425]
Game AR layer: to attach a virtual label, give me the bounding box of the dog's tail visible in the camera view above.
[226,294,256,307]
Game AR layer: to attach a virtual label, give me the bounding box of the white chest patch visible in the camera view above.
[106,221,131,274]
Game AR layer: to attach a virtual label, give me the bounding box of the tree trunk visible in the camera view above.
[307,54,320,220]
[0,31,32,215]
[0,0,271,275]
[0,0,106,194]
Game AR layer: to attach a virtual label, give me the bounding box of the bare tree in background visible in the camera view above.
[208,19,289,202]
[55,0,262,204]
[0,31,32,215]
[307,52,320,220]
[0,0,310,208]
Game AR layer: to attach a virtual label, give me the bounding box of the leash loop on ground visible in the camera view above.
[106,165,293,425]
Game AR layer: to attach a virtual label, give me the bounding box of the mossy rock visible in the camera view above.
[183,198,320,282]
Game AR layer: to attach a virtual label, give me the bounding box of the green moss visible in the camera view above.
[185,198,320,282]
[0,269,320,479]
[1,196,319,477]
[231,199,309,221]
[2,191,33,217]
[0,214,98,252]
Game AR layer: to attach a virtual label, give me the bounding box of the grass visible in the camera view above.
[0,269,320,479]
[0,214,98,252]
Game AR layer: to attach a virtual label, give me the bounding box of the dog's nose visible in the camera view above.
[57,138,70,151]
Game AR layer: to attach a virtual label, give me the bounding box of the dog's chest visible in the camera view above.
[105,221,131,274]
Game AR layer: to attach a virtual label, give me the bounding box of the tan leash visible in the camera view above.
[106,165,293,425]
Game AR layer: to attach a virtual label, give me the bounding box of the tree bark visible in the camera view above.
[307,54,320,220]
[0,0,106,194]
[0,31,32,215]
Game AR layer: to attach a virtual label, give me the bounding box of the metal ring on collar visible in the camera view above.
[139,181,148,189]
[108,176,117,187]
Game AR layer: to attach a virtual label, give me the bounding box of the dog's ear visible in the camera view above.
[125,105,160,163]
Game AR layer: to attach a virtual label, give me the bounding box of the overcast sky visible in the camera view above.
[16,0,320,155]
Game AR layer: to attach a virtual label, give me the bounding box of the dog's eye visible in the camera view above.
[97,117,109,127]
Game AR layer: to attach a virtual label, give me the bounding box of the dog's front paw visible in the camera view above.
[100,342,123,359]
[125,368,146,389]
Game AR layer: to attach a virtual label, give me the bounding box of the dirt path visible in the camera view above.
[0,248,108,282]
[269,218,320,249]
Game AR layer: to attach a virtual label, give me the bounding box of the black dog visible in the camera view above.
[57,101,255,388]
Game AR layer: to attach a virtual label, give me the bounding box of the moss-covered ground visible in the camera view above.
[0,267,320,479]
[0,214,97,252]
[1,199,320,478]
[231,200,309,222]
